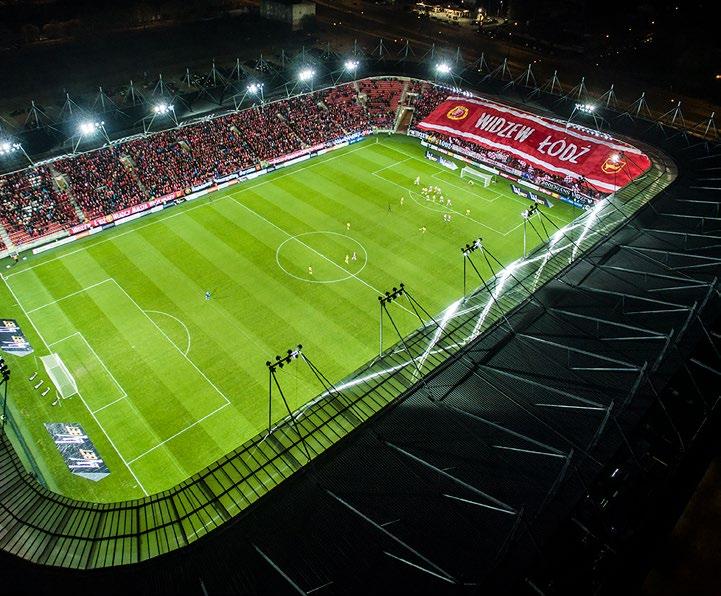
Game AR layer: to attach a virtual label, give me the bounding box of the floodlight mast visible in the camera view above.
[435,62,452,77]
[0,140,34,166]
[74,120,109,153]
[144,102,178,134]
[247,82,265,104]
[298,68,316,90]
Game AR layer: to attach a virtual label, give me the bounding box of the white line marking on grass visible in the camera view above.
[275,231,368,284]
[6,142,376,280]
[127,402,230,464]
[230,198,417,316]
[144,309,192,355]
[26,278,113,313]
[50,331,129,409]
[93,394,126,414]
[109,278,230,406]
[371,157,412,175]
[0,275,149,496]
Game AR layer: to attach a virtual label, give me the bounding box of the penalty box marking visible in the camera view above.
[48,331,128,413]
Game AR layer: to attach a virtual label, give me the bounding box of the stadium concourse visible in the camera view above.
[0,77,611,255]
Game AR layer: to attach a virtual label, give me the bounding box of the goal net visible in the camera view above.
[41,354,78,399]
[460,166,493,187]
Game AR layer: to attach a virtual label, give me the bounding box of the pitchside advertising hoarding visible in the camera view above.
[418,97,651,193]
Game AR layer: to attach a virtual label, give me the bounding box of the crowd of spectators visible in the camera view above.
[406,81,449,123]
[0,167,79,243]
[359,79,404,129]
[321,84,370,134]
[54,146,145,219]
[273,94,346,147]
[0,77,601,248]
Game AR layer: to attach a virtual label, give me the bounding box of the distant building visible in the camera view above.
[259,0,316,31]
[413,2,479,25]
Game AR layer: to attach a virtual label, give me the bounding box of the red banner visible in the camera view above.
[418,97,651,192]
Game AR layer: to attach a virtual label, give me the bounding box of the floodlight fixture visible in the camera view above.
[344,59,360,71]
[153,102,173,115]
[247,83,264,94]
[575,103,596,114]
[435,62,452,75]
[298,68,315,82]
[78,120,103,136]
[0,141,19,156]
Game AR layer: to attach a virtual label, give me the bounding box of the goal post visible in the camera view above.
[460,166,494,187]
[41,353,78,399]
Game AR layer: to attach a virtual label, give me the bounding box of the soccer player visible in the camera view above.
[414,176,420,186]
[446,198,452,207]
[400,196,404,206]
[351,251,357,261]
[465,209,471,217]
[419,226,427,234]
[308,266,313,276]
[346,221,351,231]
[205,291,211,301]
[345,254,350,265]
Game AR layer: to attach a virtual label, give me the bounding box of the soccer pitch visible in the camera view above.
[0,135,580,502]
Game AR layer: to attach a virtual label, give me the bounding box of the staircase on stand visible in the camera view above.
[120,155,150,200]
[50,166,86,223]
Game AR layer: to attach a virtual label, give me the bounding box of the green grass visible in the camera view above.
[0,135,580,502]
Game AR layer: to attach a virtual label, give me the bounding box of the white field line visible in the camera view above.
[371,157,412,175]
[109,278,230,407]
[144,309,192,356]
[430,170,503,203]
[127,402,230,465]
[374,171,510,236]
[93,395,126,414]
[229,197,417,317]
[379,139,574,228]
[5,142,375,280]
[0,274,149,496]
[49,331,128,411]
[26,278,113,313]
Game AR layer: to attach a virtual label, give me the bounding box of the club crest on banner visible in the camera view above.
[446,105,470,121]
[601,154,626,174]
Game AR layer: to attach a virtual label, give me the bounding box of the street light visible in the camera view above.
[521,203,539,259]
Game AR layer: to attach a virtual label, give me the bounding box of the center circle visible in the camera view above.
[275,231,368,284]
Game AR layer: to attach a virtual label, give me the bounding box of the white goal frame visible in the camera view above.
[41,353,78,399]
[460,166,494,187]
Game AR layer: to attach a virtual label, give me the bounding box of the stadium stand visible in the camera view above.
[0,166,79,244]
[53,146,145,219]
[320,83,370,133]
[0,77,612,250]
[359,78,405,129]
